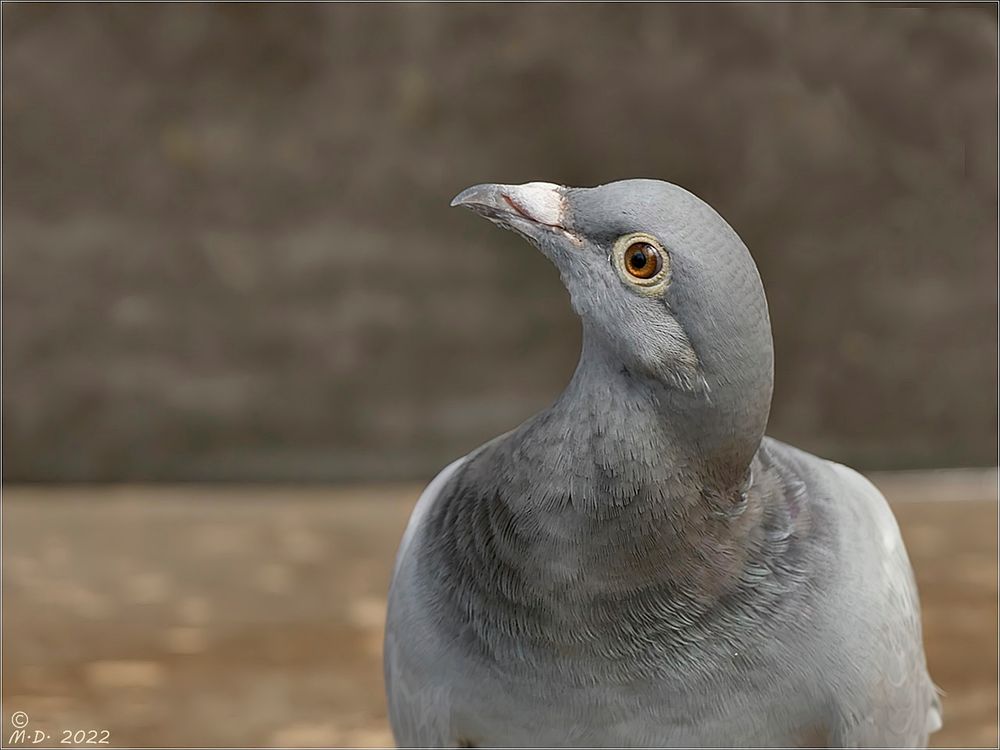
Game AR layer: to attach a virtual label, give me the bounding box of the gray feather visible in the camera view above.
[384,180,939,748]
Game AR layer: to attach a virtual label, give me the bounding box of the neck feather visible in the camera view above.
[533,326,765,501]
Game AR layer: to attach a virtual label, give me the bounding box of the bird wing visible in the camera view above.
[391,455,468,579]
[825,461,942,746]
[385,455,468,747]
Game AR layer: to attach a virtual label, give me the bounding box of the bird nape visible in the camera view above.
[384,180,941,749]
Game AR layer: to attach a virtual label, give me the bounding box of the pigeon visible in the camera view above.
[384,180,941,748]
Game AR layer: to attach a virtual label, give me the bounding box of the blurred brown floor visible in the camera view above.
[3,471,997,748]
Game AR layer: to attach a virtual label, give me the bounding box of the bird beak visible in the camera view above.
[450,182,572,239]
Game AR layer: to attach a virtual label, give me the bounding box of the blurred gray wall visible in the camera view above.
[2,4,996,481]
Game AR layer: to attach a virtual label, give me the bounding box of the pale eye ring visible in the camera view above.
[611,233,670,289]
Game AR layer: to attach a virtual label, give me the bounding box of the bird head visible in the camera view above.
[451,179,774,483]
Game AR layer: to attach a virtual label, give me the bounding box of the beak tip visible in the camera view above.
[450,184,488,209]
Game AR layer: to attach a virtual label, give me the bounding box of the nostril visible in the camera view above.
[502,192,532,220]
[501,185,566,228]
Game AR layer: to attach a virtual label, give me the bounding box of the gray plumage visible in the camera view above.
[384,179,941,748]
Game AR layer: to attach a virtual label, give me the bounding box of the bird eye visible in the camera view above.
[612,233,670,289]
[623,242,662,279]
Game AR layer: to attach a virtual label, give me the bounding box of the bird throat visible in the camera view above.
[538,333,760,502]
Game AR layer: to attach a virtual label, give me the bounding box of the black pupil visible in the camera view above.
[629,246,649,269]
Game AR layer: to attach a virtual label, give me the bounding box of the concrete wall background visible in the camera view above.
[2,4,997,481]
